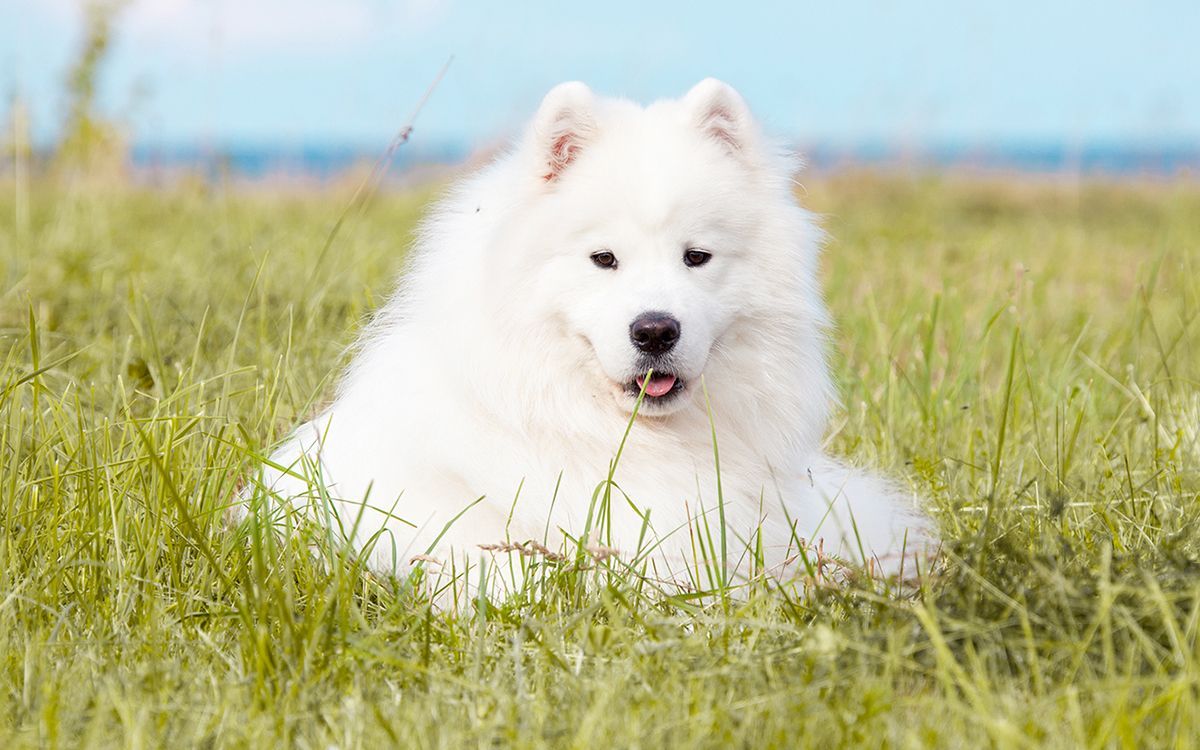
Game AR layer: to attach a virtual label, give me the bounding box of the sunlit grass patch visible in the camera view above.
[1,174,1198,747]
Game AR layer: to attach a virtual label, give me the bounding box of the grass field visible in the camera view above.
[1,172,1198,747]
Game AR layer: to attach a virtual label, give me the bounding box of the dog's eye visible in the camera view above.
[683,248,712,268]
[590,250,618,269]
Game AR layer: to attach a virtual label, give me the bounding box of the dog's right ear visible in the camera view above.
[532,82,596,183]
[683,78,754,157]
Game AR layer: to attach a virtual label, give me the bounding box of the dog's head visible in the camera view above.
[490,80,811,418]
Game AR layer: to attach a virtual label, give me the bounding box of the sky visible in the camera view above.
[2,0,1199,151]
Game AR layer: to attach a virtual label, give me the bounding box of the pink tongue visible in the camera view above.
[636,373,677,398]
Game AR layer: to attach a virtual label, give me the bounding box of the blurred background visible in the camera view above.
[3,0,1199,183]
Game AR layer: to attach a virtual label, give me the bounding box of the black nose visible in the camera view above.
[629,311,681,355]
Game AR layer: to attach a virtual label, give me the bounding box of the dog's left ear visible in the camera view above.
[532,81,597,183]
[683,78,754,155]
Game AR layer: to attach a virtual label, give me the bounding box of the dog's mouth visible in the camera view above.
[628,371,685,401]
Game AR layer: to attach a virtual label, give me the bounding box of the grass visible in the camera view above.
[1,171,1199,747]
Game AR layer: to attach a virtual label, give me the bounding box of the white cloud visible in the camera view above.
[40,0,449,55]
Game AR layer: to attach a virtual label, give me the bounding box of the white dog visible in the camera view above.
[248,79,933,595]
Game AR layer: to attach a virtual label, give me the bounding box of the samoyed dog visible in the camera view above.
[247,79,933,595]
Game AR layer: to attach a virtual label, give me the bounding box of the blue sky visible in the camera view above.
[3,0,1199,149]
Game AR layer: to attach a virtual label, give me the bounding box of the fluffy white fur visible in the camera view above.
[248,79,933,593]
